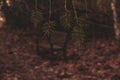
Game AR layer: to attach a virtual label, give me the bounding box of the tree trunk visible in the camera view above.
[1,0,10,24]
[48,0,54,53]
[111,0,120,40]
[63,0,78,61]
[62,0,68,61]
[84,0,88,17]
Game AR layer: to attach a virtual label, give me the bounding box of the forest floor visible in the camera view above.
[0,27,120,80]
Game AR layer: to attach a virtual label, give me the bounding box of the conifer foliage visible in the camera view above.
[0,0,118,60]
